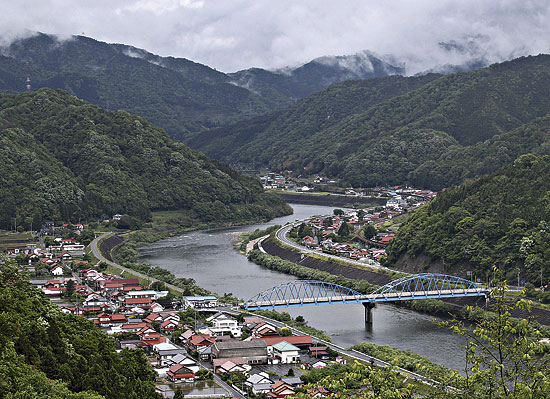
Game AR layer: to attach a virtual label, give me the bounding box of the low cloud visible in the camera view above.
[0,1,549,73]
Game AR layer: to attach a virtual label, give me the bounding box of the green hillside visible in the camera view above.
[192,54,550,189]
[188,73,442,160]
[0,88,290,230]
[0,259,160,398]
[0,33,286,141]
[386,154,550,284]
[0,34,409,142]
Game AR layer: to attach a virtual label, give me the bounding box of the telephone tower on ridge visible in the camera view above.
[26,75,31,91]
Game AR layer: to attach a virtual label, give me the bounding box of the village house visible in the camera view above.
[270,341,300,364]
[212,340,268,365]
[250,321,279,338]
[153,342,187,366]
[214,358,248,374]
[302,359,328,370]
[122,297,152,310]
[125,290,168,301]
[167,363,195,382]
[94,313,128,328]
[268,381,296,398]
[255,335,313,352]
[167,353,200,373]
[245,372,274,394]
[50,264,65,276]
[159,319,180,334]
[183,295,218,309]
[187,334,216,353]
[205,312,242,338]
[309,346,330,360]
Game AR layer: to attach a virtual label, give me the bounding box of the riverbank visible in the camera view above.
[275,192,386,208]
[247,230,550,329]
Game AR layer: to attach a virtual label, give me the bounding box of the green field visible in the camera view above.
[0,230,38,249]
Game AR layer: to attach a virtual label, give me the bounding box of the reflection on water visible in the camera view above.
[140,204,469,372]
[156,380,221,399]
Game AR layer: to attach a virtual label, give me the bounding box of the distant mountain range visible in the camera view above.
[229,50,405,100]
[190,54,550,190]
[0,33,414,141]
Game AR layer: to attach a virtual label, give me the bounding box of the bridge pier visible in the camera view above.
[363,302,375,324]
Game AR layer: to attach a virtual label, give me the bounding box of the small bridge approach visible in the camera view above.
[241,273,489,323]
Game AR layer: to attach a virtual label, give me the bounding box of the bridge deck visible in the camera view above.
[244,288,487,309]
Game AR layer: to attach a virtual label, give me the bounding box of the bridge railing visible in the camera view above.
[241,274,488,310]
[370,273,486,301]
[242,280,364,310]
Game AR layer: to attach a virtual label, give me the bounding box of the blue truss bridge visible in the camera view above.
[241,274,489,322]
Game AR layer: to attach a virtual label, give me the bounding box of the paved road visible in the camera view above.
[274,223,396,273]
[218,307,444,389]
[90,232,185,294]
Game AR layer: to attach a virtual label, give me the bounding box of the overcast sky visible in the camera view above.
[1,1,549,73]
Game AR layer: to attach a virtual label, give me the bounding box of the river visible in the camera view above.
[139,204,469,372]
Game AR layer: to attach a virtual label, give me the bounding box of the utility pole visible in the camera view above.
[517,267,520,288]
[541,268,544,288]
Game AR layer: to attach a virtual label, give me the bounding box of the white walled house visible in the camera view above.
[270,341,300,364]
[206,312,242,338]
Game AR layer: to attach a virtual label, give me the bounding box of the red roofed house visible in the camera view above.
[123,297,152,310]
[255,335,313,351]
[251,322,280,338]
[268,381,295,398]
[187,334,216,352]
[160,319,181,333]
[139,331,166,347]
[167,364,195,382]
[50,264,64,276]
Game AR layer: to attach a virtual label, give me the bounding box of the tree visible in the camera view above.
[295,315,305,323]
[279,327,293,337]
[323,217,333,227]
[337,222,351,237]
[333,209,344,216]
[436,277,550,398]
[173,387,185,399]
[151,281,165,291]
[363,224,377,239]
[65,279,75,298]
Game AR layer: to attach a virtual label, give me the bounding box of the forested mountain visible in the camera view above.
[229,50,405,100]
[187,73,442,160]
[193,54,550,189]
[386,154,550,284]
[0,88,290,230]
[0,33,284,141]
[0,34,408,142]
[0,259,160,398]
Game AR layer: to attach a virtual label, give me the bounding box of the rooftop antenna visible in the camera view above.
[26,75,31,91]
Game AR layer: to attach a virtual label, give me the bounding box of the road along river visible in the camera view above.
[139,204,470,372]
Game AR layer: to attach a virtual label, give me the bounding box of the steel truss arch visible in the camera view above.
[370,273,484,301]
[242,280,363,310]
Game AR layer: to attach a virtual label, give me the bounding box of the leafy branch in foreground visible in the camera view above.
[432,274,550,398]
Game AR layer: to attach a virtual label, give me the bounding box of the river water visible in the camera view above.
[139,204,469,372]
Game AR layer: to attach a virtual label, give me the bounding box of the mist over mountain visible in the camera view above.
[230,50,406,99]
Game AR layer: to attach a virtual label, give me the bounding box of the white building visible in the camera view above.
[206,312,242,338]
[270,341,300,364]
[183,296,218,309]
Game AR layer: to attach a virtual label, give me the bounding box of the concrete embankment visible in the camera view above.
[261,237,393,286]
[98,234,124,262]
[276,192,386,207]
